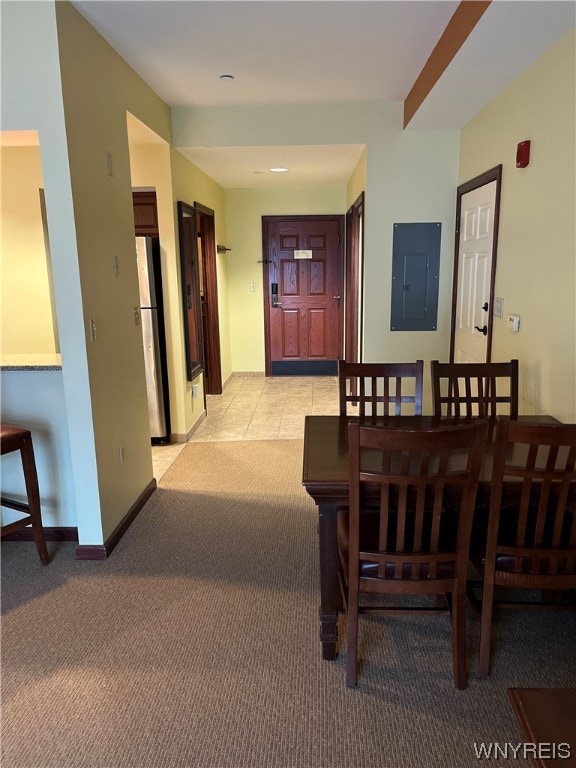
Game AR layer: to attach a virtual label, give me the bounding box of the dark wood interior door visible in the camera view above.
[195,203,222,395]
[263,215,344,375]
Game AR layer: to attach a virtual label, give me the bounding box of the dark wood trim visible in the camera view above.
[75,479,156,560]
[404,1,492,127]
[133,191,159,235]
[194,202,222,395]
[177,200,205,382]
[2,526,78,542]
[345,193,364,364]
[75,545,108,561]
[449,165,502,363]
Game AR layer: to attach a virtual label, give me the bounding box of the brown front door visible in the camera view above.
[263,215,344,375]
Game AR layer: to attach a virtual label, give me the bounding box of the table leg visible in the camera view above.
[318,503,339,660]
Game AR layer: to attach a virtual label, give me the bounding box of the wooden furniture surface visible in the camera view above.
[133,191,159,235]
[1,424,49,564]
[338,360,424,417]
[302,414,560,661]
[431,359,519,419]
[343,419,488,689]
[508,688,576,767]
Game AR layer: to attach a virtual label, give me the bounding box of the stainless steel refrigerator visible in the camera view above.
[136,236,169,441]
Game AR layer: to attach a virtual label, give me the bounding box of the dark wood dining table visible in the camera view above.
[508,688,576,767]
[302,413,560,661]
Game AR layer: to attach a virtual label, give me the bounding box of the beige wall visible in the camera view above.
[459,29,576,421]
[224,186,347,372]
[53,1,178,540]
[0,146,58,355]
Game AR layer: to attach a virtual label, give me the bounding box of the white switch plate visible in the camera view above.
[507,314,520,332]
[493,297,503,318]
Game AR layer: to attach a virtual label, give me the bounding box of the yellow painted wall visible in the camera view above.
[459,29,576,421]
[224,186,347,372]
[1,146,58,354]
[55,1,174,539]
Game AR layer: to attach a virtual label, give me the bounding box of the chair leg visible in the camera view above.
[346,582,359,688]
[20,437,49,565]
[478,576,496,678]
[452,590,468,689]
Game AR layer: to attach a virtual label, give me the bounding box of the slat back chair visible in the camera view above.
[431,360,519,420]
[338,361,424,417]
[342,419,488,689]
[477,418,576,678]
[1,424,49,564]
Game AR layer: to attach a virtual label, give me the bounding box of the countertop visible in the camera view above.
[0,354,62,371]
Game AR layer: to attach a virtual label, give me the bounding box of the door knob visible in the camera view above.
[474,325,488,336]
[482,302,489,312]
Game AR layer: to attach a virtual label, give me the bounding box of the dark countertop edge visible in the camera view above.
[1,365,62,371]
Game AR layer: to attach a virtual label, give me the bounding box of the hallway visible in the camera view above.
[152,374,339,479]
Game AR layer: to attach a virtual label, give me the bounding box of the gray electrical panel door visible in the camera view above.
[390,222,441,331]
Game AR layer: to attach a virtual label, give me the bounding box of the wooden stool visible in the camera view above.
[1,424,49,564]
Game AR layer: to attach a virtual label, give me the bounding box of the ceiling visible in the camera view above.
[17,2,576,187]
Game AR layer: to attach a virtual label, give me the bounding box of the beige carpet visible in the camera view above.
[2,440,575,768]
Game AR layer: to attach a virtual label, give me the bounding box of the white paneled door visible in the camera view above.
[454,180,497,363]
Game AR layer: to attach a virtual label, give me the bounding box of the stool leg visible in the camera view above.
[20,436,50,565]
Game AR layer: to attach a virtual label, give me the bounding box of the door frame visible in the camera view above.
[194,201,222,395]
[449,165,502,363]
[262,214,345,376]
[345,192,365,363]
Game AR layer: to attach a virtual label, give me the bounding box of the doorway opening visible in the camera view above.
[450,165,502,363]
[133,191,171,443]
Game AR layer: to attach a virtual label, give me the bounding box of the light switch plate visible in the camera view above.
[507,314,520,332]
[493,297,503,318]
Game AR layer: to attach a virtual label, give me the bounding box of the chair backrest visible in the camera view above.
[348,419,488,585]
[338,360,424,417]
[431,360,519,419]
[487,418,576,583]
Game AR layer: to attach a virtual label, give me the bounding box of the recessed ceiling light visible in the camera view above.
[219,74,234,80]
[269,167,289,173]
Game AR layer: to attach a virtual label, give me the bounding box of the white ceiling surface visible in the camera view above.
[37,2,576,187]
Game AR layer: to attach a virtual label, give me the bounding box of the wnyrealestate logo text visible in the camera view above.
[474,743,571,760]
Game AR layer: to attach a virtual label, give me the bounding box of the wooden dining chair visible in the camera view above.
[476,418,576,678]
[338,360,424,417]
[340,419,488,689]
[431,360,519,419]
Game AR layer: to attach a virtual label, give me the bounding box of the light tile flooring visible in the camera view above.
[151,374,339,480]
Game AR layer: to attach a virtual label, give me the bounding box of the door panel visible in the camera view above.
[263,216,343,375]
[452,173,500,364]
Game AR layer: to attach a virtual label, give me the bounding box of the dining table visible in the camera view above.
[301,413,560,661]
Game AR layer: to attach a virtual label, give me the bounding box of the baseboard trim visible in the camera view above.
[2,526,78,542]
[75,479,156,560]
